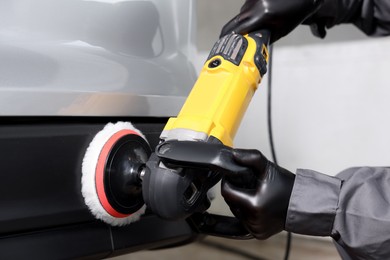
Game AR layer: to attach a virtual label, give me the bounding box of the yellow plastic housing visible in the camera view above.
[164,35,268,147]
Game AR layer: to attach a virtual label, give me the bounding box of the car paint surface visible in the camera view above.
[0,0,197,116]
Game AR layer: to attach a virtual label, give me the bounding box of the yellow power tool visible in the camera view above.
[142,30,270,221]
[162,31,269,146]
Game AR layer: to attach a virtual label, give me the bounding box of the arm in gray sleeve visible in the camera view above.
[286,167,390,260]
[307,0,390,37]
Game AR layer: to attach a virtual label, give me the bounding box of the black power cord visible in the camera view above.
[266,44,292,260]
[198,239,267,260]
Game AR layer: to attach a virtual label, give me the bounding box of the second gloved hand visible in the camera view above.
[221,149,295,239]
[220,0,323,43]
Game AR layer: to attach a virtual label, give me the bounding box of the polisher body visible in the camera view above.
[161,32,269,146]
[143,31,270,220]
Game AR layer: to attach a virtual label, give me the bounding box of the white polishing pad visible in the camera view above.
[81,122,148,226]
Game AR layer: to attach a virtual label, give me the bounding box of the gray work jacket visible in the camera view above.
[284,0,390,258]
[286,167,390,259]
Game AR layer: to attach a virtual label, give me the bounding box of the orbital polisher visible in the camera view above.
[81,31,270,237]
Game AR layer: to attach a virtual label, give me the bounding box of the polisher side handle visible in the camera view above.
[156,140,257,189]
[156,141,257,188]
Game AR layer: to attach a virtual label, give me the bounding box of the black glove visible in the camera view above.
[303,0,373,38]
[221,0,370,42]
[220,0,323,43]
[221,149,295,239]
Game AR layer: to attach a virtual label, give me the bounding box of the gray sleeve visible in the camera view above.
[285,169,342,236]
[286,167,390,260]
[352,0,390,36]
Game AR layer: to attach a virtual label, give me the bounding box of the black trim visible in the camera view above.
[0,117,196,259]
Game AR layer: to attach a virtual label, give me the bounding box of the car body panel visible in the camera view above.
[0,0,197,116]
[0,1,199,258]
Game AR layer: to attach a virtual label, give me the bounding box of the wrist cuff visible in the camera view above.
[285,169,342,236]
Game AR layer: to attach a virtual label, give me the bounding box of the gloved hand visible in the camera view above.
[220,0,324,43]
[221,149,295,239]
[221,0,369,42]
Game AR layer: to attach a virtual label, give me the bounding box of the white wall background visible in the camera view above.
[269,38,390,175]
[196,0,390,215]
